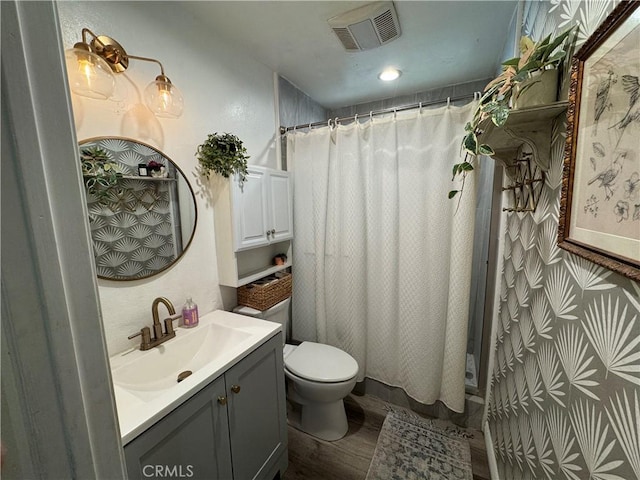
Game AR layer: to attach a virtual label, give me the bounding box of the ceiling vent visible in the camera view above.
[328,1,401,52]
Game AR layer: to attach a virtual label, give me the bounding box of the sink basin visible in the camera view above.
[109,309,281,444]
[112,321,251,400]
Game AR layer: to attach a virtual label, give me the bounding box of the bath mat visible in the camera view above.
[365,409,473,480]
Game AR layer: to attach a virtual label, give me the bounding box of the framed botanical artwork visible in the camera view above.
[559,0,640,281]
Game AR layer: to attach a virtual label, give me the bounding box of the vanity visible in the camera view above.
[110,310,287,479]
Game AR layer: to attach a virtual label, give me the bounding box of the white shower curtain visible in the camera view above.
[287,103,478,412]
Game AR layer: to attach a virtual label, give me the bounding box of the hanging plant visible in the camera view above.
[449,26,576,200]
[81,146,123,202]
[196,132,249,183]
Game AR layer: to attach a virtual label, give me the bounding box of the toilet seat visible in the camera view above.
[284,342,358,383]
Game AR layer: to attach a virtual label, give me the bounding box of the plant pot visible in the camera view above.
[512,69,559,109]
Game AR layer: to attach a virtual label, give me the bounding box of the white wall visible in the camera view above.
[57,1,278,355]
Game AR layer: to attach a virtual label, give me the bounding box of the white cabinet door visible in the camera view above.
[232,166,293,252]
[268,170,293,243]
[233,167,270,251]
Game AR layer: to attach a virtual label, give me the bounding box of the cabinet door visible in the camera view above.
[226,334,287,480]
[267,170,293,243]
[233,167,270,251]
[124,376,233,480]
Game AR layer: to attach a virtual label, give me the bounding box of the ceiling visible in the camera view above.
[185,1,519,109]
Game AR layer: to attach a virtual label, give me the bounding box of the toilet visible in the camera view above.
[233,298,358,441]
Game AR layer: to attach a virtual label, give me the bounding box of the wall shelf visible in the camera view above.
[238,262,291,287]
[478,101,568,181]
[83,174,176,182]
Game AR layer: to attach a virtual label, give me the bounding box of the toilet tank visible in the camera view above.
[233,297,291,340]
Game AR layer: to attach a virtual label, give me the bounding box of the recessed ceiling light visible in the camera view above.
[378,68,401,81]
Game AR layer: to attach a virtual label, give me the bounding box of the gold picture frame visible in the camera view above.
[559,0,640,281]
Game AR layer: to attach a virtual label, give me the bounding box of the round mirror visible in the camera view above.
[79,137,197,280]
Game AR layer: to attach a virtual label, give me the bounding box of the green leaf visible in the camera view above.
[478,144,495,156]
[464,122,474,133]
[544,50,566,65]
[492,106,510,127]
[541,28,573,61]
[517,60,541,75]
[481,101,501,114]
[461,161,475,172]
[501,57,520,67]
[448,190,459,199]
[452,163,462,178]
[463,132,478,154]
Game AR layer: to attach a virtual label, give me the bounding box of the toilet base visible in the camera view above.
[287,398,349,441]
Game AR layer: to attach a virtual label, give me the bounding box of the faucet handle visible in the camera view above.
[128,326,151,349]
[164,314,182,336]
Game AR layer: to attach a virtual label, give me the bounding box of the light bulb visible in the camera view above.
[64,43,115,100]
[144,75,184,118]
[378,68,402,82]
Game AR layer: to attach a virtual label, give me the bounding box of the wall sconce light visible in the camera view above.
[65,28,184,118]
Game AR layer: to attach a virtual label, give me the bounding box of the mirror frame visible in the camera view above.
[79,136,198,281]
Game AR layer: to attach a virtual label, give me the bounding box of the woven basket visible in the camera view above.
[237,273,292,311]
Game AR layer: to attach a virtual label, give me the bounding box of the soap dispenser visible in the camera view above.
[182,297,199,328]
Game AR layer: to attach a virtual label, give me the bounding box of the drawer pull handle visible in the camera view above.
[217,396,227,405]
[231,385,241,394]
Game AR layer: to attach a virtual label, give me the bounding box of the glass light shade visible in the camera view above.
[65,47,115,100]
[144,78,184,118]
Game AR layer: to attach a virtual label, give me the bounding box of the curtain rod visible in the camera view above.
[279,92,479,134]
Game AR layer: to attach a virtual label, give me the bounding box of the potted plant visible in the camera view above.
[449,27,575,199]
[80,146,123,200]
[196,132,250,183]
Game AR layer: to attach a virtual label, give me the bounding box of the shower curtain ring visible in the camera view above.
[419,102,423,114]
[447,97,451,107]
[335,117,339,127]
[393,108,397,119]
[369,111,373,121]
[328,118,332,128]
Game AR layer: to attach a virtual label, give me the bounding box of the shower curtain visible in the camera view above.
[286,103,478,412]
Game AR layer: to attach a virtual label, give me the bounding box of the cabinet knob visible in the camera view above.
[217,396,227,405]
[231,384,241,394]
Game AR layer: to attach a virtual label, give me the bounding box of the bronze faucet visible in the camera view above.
[128,297,178,350]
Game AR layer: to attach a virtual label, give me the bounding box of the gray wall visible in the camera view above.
[328,78,490,119]
[486,2,640,479]
[279,76,327,129]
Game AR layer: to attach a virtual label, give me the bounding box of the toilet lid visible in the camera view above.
[284,342,358,383]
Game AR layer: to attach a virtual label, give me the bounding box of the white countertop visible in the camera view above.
[109,310,280,445]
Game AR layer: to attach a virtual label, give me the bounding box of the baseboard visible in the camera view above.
[483,420,500,480]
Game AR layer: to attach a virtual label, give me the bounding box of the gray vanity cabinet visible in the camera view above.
[124,333,287,480]
[226,333,288,479]
[124,375,233,479]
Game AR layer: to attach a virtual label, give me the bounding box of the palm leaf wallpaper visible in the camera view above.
[82,139,181,280]
[486,1,640,479]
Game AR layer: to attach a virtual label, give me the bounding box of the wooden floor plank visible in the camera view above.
[283,393,489,480]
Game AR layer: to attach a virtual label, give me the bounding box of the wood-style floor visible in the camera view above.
[283,393,489,480]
